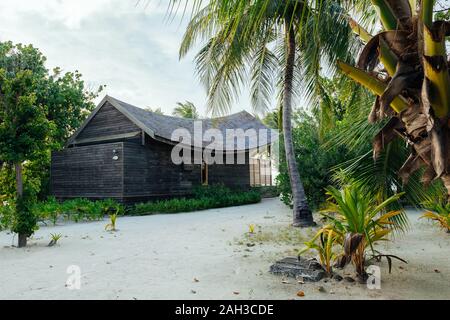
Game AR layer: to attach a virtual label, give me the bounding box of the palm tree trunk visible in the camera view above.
[283,21,315,227]
[15,162,27,248]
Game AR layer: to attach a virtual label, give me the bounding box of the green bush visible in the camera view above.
[8,185,260,225]
[132,185,261,216]
[192,184,233,198]
[0,200,14,231]
[252,186,280,198]
[12,190,39,238]
[276,113,352,210]
[31,198,124,224]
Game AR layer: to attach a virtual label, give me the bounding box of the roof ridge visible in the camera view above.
[106,95,252,122]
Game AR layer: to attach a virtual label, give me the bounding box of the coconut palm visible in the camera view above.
[173,101,200,119]
[145,106,165,115]
[319,182,406,280]
[175,0,358,227]
[337,0,450,201]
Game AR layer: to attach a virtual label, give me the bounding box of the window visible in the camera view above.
[201,161,208,186]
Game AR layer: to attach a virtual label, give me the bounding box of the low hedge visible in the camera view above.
[252,186,280,198]
[0,185,262,229]
[131,187,261,216]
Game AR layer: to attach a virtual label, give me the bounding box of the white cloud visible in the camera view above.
[0,0,254,117]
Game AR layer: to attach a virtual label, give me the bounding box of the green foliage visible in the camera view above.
[172,101,199,119]
[179,0,357,116]
[12,190,38,237]
[50,233,62,243]
[299,228,340,275]
[105,214,118,232]
[276,111,352,210]
[132,185,261,216]
[0,199,14,231]
[145,107,164,115]
[252,186,280,198]
[301,182,407,278]
[192,184,233,199]
[31,198,124,224]
[420,195,450,232]
[261,109,280,130]
[0,41,102,203]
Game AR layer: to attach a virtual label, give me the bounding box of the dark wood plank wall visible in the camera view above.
[123,138,202,200]
[76,102,140,141]
[208,152,251,189]
[51,142,124,200]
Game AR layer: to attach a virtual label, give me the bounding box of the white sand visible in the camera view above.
[0,198,449,300]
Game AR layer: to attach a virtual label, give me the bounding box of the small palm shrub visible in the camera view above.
[300,182,407,281]
[421,196,450,233]
[105,214,118,232]
[48,233,63,247]
[299,228,340,276]
[34,197,63,225]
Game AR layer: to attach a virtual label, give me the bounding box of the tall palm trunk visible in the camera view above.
[15,162,27,248]
[283,22,315,227]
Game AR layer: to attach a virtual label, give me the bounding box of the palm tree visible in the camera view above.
[337,0,450,200]
[173,101,200,119]
[176,0,357,226]
[262,109,281,130]
[145,106,165,115]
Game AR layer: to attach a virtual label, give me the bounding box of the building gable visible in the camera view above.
[70,101,141,146]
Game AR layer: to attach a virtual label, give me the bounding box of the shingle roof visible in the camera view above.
[69,96,277,151]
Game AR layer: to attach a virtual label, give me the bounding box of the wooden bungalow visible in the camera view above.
[50,96,274,203]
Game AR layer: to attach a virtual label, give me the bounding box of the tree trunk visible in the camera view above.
[15,162,27,248]
[283,22,315,227]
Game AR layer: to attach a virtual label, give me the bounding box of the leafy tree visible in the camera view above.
[277,110,352,210]
[0,42,50,247]
[176,0,357,226]
[39,68,103,148]
[261,109,280,130]
[172,101,200,119]
[0,41,101,246]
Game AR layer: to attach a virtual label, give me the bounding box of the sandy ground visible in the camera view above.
[0,198,449,300]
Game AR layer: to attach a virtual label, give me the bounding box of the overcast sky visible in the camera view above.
[0,0,253,117]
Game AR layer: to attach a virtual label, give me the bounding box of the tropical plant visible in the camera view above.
[177,0,358,227]
[299,228,340,276]
[48,233,62,247]
[277,111,353,210]
[318,182,407,280]
[99,199,124,217]
[145,107,165,115]
[173,101,200,119]
[261,109,281,130]
[421,195,450,233]
[0,199,14,231]
[105,213,118,232]
[337,0,450,202]
[34,197,64,225]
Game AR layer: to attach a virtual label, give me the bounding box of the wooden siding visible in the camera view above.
[123,138,202,199]
[75,102,140,142]
[52,139,251,203]
[208,152,251,189]
[51,143,124,199]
